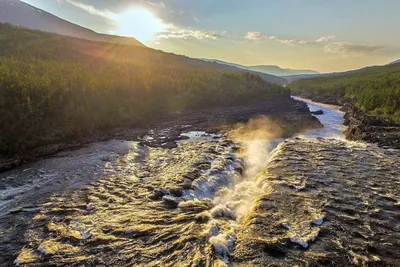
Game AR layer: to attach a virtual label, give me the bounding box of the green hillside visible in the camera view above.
[0,23,288,154]
[288,63,400,123]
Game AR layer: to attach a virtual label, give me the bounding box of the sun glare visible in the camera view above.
[112,8,165,42]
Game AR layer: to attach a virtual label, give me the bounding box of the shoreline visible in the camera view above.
[0,97,322,174]
[293,94,400,149]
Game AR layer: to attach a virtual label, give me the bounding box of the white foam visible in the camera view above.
[208,233,235,263]
[210,204,235,219]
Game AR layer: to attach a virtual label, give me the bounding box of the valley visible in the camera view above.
[0,1,399,266]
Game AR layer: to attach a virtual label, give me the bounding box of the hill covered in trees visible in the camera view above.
[0,23,288,154]
[288,63,400,123]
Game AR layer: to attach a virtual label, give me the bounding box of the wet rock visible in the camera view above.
[0,159,22,173]
[100,155,110,162]
[148,190,165,200]
[162,195,181,209]
[183,171,201,181]
[168,187,183,197]
[176,135,190,141]
[205,148,220,155]
[262,242,287,258]
[344,105,400,149]
[102,227,113,234]
[311,110,324,115]
[181,179,192,190]
[161,141,178,149]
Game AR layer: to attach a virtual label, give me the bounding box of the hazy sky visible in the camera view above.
[22,0,400,72]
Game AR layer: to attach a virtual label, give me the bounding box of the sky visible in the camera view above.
[22,0,400,73]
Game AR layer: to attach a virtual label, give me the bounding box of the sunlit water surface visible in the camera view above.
[5,98,399,266]
[292,96,346,139]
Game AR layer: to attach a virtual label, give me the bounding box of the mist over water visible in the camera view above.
[176,102,349,262]
[194,97,350,261]
[204,98,348,225]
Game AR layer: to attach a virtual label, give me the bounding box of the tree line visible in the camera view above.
[288,63,400,123]
[0,23,288,154]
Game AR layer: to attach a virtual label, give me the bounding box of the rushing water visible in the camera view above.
[2,99,399,266]
[292,96,346,139]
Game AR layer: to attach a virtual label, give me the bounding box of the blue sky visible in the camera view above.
[22,0,400,72]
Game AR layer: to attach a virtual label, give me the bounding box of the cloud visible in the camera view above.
[245,31,307,46]
[324,42,384,54]
[245,32,277,41]
[147,1,166,9]
[60,0,112,17]
[245,32,386,54]
[316,36,335,42]
[60,0,220,41]
[278,39,306,46]
[157,28,222,40]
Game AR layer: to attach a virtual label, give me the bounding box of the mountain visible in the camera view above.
[207,62,288,85]
[201,59,319,77]
[0,0,287,85]
[199,59,287,85]
[284,74,323,82]
[0,0,144,47]
[389,59,400,65]
[246,65,319,76]
[0,23,290,154]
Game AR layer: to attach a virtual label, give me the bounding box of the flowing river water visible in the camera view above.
[1,98,399,266]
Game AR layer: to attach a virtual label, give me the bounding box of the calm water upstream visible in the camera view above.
[293,96,347,139]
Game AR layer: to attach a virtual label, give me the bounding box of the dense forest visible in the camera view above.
[0,23,288,155]
[288,63,400,123]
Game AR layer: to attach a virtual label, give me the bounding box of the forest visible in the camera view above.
[288,63,400,123]
[0,23,288,155]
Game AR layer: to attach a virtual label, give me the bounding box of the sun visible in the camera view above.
[112,8,165,42]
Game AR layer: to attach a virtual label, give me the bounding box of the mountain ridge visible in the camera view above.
[247,65,319,76]
[201,58,319,77]
[389,59,400,65]
[0,0,144,47]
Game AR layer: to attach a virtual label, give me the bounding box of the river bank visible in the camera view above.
[293,94,400,149]
[0,97,321,174]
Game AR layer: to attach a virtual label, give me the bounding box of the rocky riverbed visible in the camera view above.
[292,94,400,149]
[344,105,400,149]
[1,98,399,266]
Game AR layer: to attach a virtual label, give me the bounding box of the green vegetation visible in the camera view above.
[288,63,400,123]
[0,23,288,154]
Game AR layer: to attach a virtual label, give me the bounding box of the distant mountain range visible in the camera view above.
[204,61,288,85]
[0,0,144,47]
[286,59,400,82]
[246,65,319,76]
[201,59,320,77]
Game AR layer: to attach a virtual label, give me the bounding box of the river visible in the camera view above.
[1,98,399,266]
[292,96,346,139]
